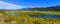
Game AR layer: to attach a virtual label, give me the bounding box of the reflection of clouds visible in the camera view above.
[0,1,24,10]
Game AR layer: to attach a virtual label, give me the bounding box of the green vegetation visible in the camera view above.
[0,5,60,24]
[5,11,60,15]
[38,11,60,15]
[0,10,60,24]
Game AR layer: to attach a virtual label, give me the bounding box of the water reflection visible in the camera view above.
[29,14,60,18]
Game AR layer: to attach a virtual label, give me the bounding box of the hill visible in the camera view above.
[0,5,60,11]
[20,5,60,11]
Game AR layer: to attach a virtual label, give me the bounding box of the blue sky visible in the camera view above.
[1,0,60,7]
[0,0,60,9]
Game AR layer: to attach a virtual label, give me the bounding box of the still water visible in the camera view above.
[29,14,60,18]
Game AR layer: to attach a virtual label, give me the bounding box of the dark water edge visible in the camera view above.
[29,14,60,18]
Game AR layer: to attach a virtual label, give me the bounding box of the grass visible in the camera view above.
[38,11,60,15]
[12,11,60,15]
[4,10,60,15]
[0,11,60,24]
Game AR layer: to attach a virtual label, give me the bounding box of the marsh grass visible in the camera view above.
[0,11,60,24]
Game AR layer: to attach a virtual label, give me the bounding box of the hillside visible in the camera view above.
[21,5,60,11]
[0,5,60,11]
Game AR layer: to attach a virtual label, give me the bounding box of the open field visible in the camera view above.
[0,11,60,24]
[38,11,60,15]
[8,11,60,15]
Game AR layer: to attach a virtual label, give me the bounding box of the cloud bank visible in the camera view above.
[0,1,24,10]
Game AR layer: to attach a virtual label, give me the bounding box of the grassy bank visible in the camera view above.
[0,11,60,24]
[14,11,60,15]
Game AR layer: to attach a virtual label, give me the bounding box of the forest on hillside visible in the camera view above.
[27,5,60,11]
[0,5,60,11]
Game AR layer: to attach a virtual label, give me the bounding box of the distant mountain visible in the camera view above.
[46,5,60,11]
[18,5,60,11]
[0,5,60,11]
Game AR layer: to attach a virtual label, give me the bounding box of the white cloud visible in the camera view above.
[0,1,24,10]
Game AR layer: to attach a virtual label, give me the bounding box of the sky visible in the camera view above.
[0,0,60,9]
[0,1,25,10]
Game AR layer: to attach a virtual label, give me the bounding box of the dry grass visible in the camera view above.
[0,11,60,24]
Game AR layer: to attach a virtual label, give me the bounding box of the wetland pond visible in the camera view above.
[29,14,60,18]
[8,12,60,18]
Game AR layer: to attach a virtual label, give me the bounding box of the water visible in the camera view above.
[29,14,60,18]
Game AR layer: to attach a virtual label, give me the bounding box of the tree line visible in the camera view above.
[27,5,60,11]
